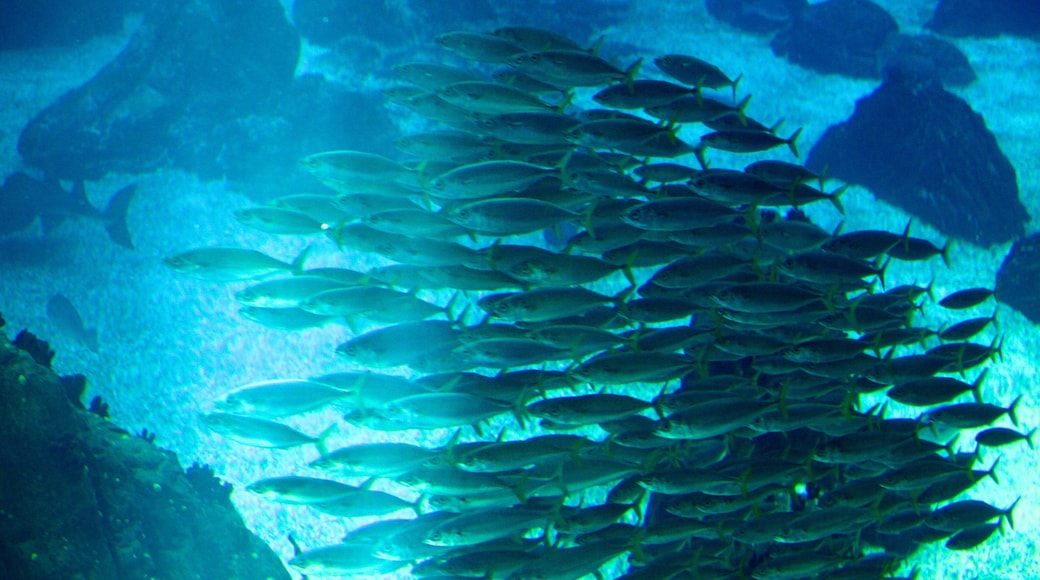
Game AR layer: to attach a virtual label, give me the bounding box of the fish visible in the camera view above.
[427,159,561,200]
[233,207,326,235]
[238,306,333,330]
[245,476,355,504]
[646,93,751,125]
[300,150,413,190]
[163,246,309,281]
[310,442,444,477]
[234,276,352,308]
[0,172,136,248]
[392,62,483,91]
[939,287,994,310]
[442,197,578,236]
[190,25,1027,580]
[289,543,406,576]
[592,79,699,109]
[507,50,640,87]
[214,379,351,419]
[200,413,335,453]
[491,26,587,52]
[700,126,802,158]
[46,294,98,353]
[653,54,741,96]
[438,81,555,115]
[434,31,526,63]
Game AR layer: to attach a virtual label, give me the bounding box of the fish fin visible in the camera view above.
[1007,394,1021,427]
[1004,496,1020,530]
[623,57,644,90]
[588,35,606,56]
[287,533,308,580]
[785,127,802,158]
[313,423,337,457]
[290,245,312,274]
[970,368,987,403]
[103,184,137,249]
[734,93,752,126]
[940,239,953,268]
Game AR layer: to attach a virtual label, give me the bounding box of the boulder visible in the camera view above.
[928,0,1040,38]
[17,0,300,183]
[879,33,976,88]
[806,78,1027,246]
[771,0,898,79]
[0,321,289,580]
[996,234,1040,324]
[0,0,146,51]
[705,0,808,34]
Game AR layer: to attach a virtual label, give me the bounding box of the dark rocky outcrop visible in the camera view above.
[996,234,1040,324]
[705,0,808,34]
[16,0,301,186]
[806,78,1027,247]
[0,321,289,580]
[771,0,898,79]
[879,33,976,88]
[928,0,1040,39]
[0,0,147,51]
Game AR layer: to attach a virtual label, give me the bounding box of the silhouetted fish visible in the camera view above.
[0,172,136,248]
[46,294,98,353]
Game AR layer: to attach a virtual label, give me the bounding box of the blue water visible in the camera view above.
[1,1,1038,578]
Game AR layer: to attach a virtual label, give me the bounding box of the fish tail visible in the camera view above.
[970,368,988,403]
[826,184,847,215]
[291,246,312,274]
[940,239,953,268]
[313,423,338,457]
[1004,497,1020,530]
[623,57,644,90]
[103,184,137,249]
[785,127,802,158]
[731,72,743,101]
[735,93,752,126]
[1007,394,1021,427]
[986,457,1001,486]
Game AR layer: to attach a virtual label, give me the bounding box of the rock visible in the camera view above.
[806,78,1027,247]
[879,33,976,88]
[705,0,808,34]
[0,323,289,579]
[0,0,146,51]
[17,0,300,182]
[770,0,898,79]
[927,0,1040,39]
[996,234,1040,323]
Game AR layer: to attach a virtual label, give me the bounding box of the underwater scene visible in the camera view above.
[1,0,1039,578]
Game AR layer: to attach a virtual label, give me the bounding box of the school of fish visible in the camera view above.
[166,26,1030,580]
